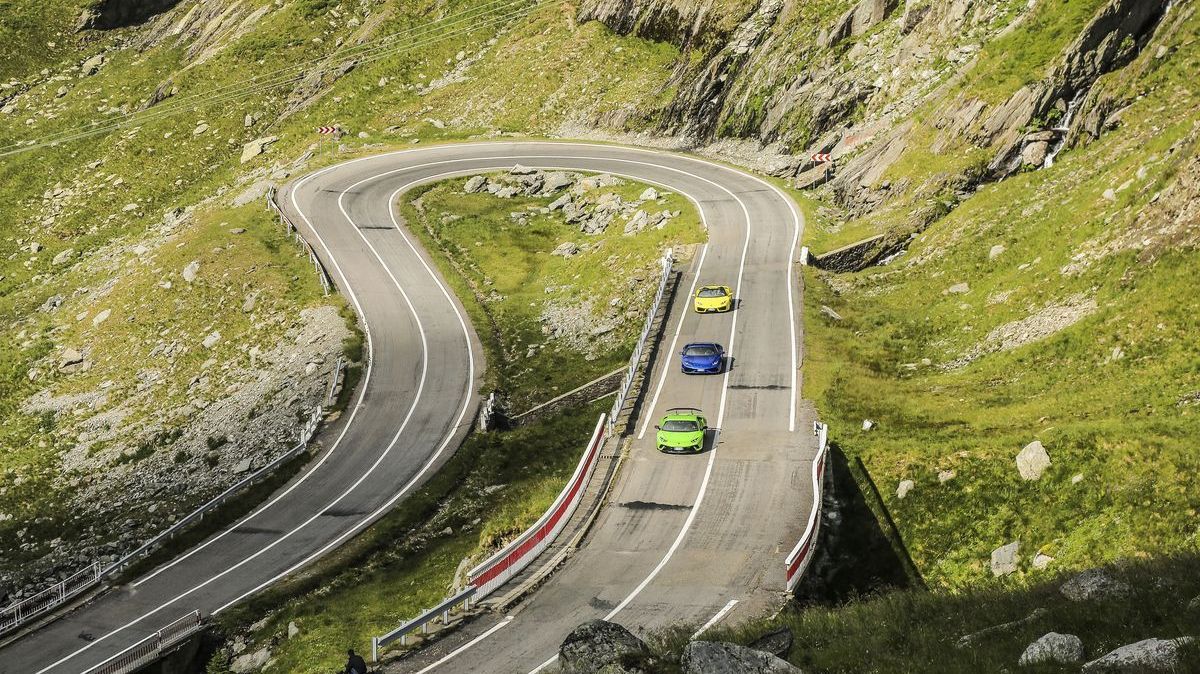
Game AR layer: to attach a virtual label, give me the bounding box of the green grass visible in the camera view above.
[799,7,1200,590]
[676,555,1200,672]
[400,174,704,410]
[213,399,609,674]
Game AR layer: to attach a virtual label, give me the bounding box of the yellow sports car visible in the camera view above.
[693,285,733,313]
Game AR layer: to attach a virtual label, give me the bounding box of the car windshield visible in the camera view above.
[697,287,727,298]
[662,419,699,432]
[684,345,719,357]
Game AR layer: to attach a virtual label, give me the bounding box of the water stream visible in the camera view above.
[1043,93,1084,169]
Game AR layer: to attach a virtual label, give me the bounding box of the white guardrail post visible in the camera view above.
[784,421,830,593]
[608,248,673,435]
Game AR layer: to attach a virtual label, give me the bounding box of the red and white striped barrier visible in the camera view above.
[468,415,607,599]
[784,421,830,593]
[811,153,832,163]
[316,125,340,135]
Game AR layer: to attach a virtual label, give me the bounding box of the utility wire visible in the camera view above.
[0,0,544,157]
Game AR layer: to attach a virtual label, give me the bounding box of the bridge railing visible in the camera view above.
[369,414,607,663]
[785,421,830,593]
[82,610,203,674]
[608,249,673,435]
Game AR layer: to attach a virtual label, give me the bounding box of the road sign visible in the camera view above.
[317,126,340,134]
[811,153,832,163]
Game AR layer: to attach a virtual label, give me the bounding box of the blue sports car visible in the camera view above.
[680,342,725,374]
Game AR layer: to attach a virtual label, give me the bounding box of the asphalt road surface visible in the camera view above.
[385,143,816,673]
[0,142,814,674]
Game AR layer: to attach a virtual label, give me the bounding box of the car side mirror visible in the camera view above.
[654,425,661,430]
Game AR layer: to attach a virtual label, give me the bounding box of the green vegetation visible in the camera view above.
[800,6,1200,590]
[651,556,1200,672]
[213,400,606,673]
[401,174,704,410]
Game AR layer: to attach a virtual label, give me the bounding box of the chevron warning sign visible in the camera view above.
[811,153,832,163]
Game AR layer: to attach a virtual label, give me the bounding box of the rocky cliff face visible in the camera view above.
[77,0,185,31]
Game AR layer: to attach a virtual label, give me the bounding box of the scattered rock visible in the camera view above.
[551,241,580,257]
[681,640,802,674]
[509,164,537,175]
[230,646,271,674]
[820,305,843,321]
[937,470,956,483]
[861,419,875,431]
[287,621,299,639]
[638,187,659,201]
[1187,595,1200,611]
[748,627,794,659]
[559,620,649,674]
[240,136,279,163]
[202,331,222,349]
[541,172,576,194]
[464,175,487,193]
[1022,141,1050,166]
[1032,553,1055,570]
[193,122,209,136]
[122,203,140,212]
[242,293,257,313]
[230,227,246,234]
[1072,473,1084,484]
[991,540,1020,576]
[80,54,105,76]
[182,260,200,283]
[1019,632,1084,666]
[52,248,75,265]
[233,457,253,474]
[1060,569,1131,602]
[92,309,111,327]
[1016,440,1051,481]
[989,244,1007,261]
[947,282,970,295]
[896,479,914,499]
[29,241,43,254]
[244,114,256,128]
[59,348,85,370]
[1082,637,1193,673]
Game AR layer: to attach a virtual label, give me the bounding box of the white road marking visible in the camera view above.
[414,617,514,674]
[636,245,708,441]
[28,144,804,674]
[691,599,739,640]
[33,162,480,674]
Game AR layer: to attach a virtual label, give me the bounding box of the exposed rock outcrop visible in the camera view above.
[559,620,650,674]
[681,641,802,674]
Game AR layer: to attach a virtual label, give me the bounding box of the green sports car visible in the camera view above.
[655,408,708,453]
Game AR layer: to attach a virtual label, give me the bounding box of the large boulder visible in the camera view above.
[990,540,1020,577]
[1016,440,1051,480]
[1019,632,1084,666]
[1082,637,1194,673]
[1059,568,1131,602]
[682,641,802,674]
[748,627,794,659]
[559,620,650,674]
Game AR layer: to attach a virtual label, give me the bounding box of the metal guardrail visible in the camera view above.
[467,414,607,599]
[369,415,608,663]
[82,610,203,674]
[266,186,333,296]
[0,562,102,634]
[0,186,342,640]
[608,249,673,435]
[0,405,323,638]
[371,586,476,661]
[784,421,830,592]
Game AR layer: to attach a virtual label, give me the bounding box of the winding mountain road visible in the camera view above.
[0,142,814,674]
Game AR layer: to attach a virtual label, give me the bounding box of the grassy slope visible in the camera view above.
[211,175,703,672]
[800,7,1200,590]
[684,556,1200,672]
[400,175,703,410]
[0,0,682,573]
